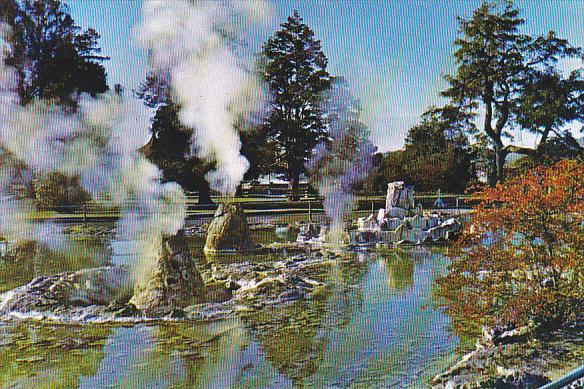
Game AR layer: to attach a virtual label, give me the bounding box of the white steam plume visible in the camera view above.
[135,0,271,195]
[0,23,186,277]
[308,79,376,247]
[0,22,66,249]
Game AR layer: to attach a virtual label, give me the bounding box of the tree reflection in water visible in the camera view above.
[0,322,111,388]
[382,252,415,291]
[0,228,460,387]
[239,252,369,386]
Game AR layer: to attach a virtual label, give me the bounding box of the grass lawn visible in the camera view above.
[25,193,475,222]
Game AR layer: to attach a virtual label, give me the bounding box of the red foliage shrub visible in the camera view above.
[437,160,583,332]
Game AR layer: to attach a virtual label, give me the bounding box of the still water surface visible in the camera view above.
[0,225,464,388]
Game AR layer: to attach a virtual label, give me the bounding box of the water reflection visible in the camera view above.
[0,322,111,387]
[382,251,415,291]
[0,226,461,387]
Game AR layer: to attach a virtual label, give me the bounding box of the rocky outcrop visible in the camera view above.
[204,203,254,252]
[130,231,204,311]
[296,223,321,243]
[207,254,330,306]
[351,181,461,245]
[0,266,132,314]
[0,235,333,323]
[385,181,415,212]
[430,322,584,388]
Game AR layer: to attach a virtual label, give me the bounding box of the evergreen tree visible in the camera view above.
[262,11,331,200]
[1,0,108,210]
[9,0,109,107]
[136,69,276,201]
[136,73,211,203]
[140,102,215,205]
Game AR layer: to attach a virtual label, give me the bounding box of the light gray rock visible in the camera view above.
[351,230,380,245]
[427,218,461,241]
[385,181,415,211]
[386,217,403,230]
[0,266,132,314]
[345,182,463,246]
[407,215,423,229]
[385,207,409,219]
[394,224,406,241]
[358,213,378,231]
[377,208,386,223]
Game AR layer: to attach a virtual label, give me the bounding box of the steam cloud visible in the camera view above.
[0,23,186,277]
[134,0,271,195]
[308,80,376,246]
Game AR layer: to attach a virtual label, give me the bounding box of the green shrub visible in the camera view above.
[32,172,90,212]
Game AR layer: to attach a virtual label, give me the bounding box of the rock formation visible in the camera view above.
[296,223,350,246]
[352,181,461,245]
[385,181,415,212]
[0,266,133,314]
[130,230,204,311]
[204,203,254,252]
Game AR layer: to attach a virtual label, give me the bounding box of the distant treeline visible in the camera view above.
[1,1,582,209]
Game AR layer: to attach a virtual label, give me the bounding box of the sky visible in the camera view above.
[70,0,584,152]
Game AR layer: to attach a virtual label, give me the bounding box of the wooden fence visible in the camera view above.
[27,191,477,222]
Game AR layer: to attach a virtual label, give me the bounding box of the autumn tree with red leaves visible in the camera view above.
[437,160,583,333]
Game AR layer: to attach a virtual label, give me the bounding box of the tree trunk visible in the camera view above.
[288,171,300,202]
[198,181,214,205]
[483,92,509,187]
[495,146,507,185]
[235,184,243,197]
[487,154,498,187]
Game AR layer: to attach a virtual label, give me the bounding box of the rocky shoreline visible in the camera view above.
[0,251,333,324]
[432,322,584,388]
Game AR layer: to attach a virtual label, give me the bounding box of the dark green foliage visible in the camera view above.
[372,106,475,193]
[261,11,331,199]
[0,0,18,25]
[508,131,584,177]
[402,106,475,193]
[10,0,109,106]
[239,123,278,181]
[135,71,216,204]
[374,150,406,191]
[515,68,584,145]
[141,103,215,204]
[360,152,386,194]
[441,1,582,185]
[2,1,109,210]
[405,106,474,155]
[133,71,170,109]
[137,11,331,199]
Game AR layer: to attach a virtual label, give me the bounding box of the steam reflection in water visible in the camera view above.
[0,228,463,387]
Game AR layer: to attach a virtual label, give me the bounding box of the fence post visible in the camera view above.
[83,204,87,224]
[309,201,312,222]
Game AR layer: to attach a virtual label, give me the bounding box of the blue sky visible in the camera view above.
[70,0,584,152]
